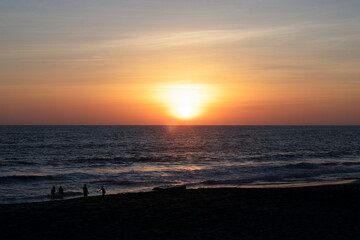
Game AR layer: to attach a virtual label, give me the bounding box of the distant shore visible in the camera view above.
[2,182,360,240]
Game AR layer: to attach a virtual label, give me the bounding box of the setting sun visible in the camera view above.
[169,86,202,119]
[158,84,214,120]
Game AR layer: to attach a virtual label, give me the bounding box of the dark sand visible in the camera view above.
[2,183,360,240]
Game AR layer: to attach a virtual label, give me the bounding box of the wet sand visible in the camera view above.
[2,183,360,240]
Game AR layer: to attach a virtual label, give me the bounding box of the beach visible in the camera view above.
[2,183,360,240]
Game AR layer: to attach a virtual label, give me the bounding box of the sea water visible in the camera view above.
[0,125,359,204]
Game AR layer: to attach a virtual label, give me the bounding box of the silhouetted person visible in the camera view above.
[83,184,89,197]
[58,186,64,197]
[99,185,106,196]
[51,186,56,196]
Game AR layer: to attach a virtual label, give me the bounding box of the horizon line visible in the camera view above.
[1,124,359,127]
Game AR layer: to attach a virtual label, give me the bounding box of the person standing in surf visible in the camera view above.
[51,186,56,196]
[58,186,64,197]
[83,184,89,198]
[99,185,106,196]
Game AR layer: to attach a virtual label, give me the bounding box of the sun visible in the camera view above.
[162,84,210,120]
[170,87,200,119]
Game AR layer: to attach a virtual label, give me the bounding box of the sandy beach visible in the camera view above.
[2,183,360,240]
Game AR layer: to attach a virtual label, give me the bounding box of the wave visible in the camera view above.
[69,157,125,164]
[186,161,360,188]
[201,179,254,185]
[89,179,177,187]
[284,163,319,169]
[245,150,360,162]
[0,160,35,167]
[0,175,55,183]
[283,161,360,170]
[198,172,355,187]
[198,173,304,186]
[89,180,137,185]
[68,156,151,165]
[320,162,339,166]
[0,172,98,184]
[15,161,34,165]
[342,162,360,166]
[63,149,360,167]
[199,177,285,186]
[66,155,184,165]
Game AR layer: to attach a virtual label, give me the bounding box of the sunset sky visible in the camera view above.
[1,0,359,125]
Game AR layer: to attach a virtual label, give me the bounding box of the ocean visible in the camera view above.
[0,125,359,204]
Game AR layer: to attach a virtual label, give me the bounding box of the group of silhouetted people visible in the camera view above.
[51,186,63,197]
[50,184,106,198]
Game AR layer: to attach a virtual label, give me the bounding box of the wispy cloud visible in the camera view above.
[97,24,328,49]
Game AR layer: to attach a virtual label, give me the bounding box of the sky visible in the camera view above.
[0,0,359,125]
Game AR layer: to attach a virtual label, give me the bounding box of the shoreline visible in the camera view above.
[2,182,360,239]
[1,179,357,206]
